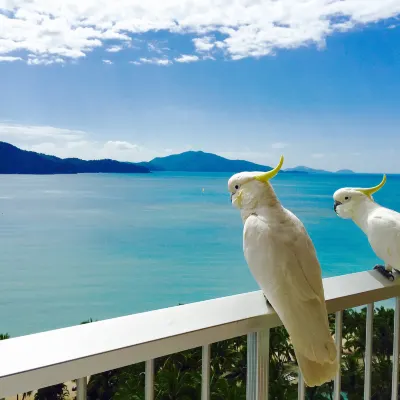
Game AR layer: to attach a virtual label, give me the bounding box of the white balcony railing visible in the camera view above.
[1,270,400,400]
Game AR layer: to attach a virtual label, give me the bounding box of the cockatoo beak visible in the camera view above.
[254,155,284,183]
[356,174,387,199]
[333,200,342,213]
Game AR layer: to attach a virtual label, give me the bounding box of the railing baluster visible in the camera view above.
[257,329,270,400]
[202,345,211,400]
[145,359,154,400]
[298,372,305,400]
[247,332,257,400]
[392,297,400,400]
[364,303,374,399]
[76,377,87,400]
[334,310,343,400]
[247,330,270,400]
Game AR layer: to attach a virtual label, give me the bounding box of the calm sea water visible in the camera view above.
[0,172,398,337]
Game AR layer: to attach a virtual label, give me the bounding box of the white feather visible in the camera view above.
[355,203,400,270]
[243,210,338,386]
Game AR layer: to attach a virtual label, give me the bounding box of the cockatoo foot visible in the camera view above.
[374,265,395,281]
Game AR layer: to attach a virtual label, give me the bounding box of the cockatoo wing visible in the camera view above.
[284,209,326,301]
[367,207,400,269]
[243,212,337,380]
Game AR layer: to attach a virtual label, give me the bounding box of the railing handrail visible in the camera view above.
[1,270,399,397]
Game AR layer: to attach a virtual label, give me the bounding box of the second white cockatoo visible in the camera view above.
[333,174,400,281]
[228,156,338,387]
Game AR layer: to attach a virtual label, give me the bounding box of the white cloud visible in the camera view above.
[102,59,113,64]
[0,121,173,162]
[133,57,171,66]
[271,142,288,149]
[148,41,170,54]
[0,56,22,62]
[312,153,325,159]
[148,43,159,53]
[26,140,146,162]
[1,1,399,65]
[106,45,123,53]
[27,55,65,65]
[175,54,199,63]
[193,36,215,52]
[25,138,189,162]
[104,140,140,151]
[0,122,86,141]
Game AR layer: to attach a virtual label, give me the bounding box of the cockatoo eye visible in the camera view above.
[344,196,350,201]
[235,185,239,190]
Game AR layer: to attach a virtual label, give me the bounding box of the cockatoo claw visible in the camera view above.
[374,265,395,281]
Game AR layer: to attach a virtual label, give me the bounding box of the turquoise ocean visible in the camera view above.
[0,172,398,337]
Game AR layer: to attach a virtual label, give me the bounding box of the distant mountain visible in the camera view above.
[285,166,355,174]
[284,166,331,174]
[137,161,165,171]
[140,152,356,174]
[62,158,149,173]
[0,141,355,175]
[139,151,274,173]
[0,142,150,174]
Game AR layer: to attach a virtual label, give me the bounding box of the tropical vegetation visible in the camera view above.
[1,305,398,399]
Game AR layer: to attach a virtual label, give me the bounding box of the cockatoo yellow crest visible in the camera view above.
[228,156,338,387]
[254,155,284,183]
[356,174,386,198]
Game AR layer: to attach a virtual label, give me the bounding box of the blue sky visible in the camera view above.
[1,1,400,172]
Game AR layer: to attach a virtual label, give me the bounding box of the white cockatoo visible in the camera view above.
[228,156,338,387]
[333,174,399,280]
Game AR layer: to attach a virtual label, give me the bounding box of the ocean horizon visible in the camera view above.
[0,171,397,337]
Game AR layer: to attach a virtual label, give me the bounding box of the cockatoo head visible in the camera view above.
[228,156,284,209]
[333,174,386,219]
